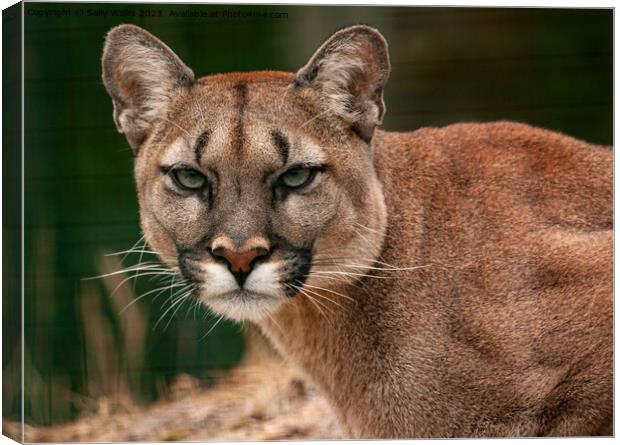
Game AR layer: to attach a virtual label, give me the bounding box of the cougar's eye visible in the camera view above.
[280,167,314,188]
[172,168,206,190]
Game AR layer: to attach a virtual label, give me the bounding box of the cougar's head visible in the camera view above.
[102,24,389,322]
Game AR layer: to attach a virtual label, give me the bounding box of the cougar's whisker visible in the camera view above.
[109,270,177,297]
[200,314,225,340]
[302,282,355,303]
[287,283,333,323]
[164,287,195,331]
[343,263,431,272]
[119,281,186,314]
[298,285,345,310]
[352,221,398,240]
[310,270,394,279]
[154,284,194,330]
[83,264,174,281]
[297,286,335,315]
[105,249,158,257]
[118,235,145,262]
[133,238,153,290]
[266,312,285,336]
[312,253,429,272]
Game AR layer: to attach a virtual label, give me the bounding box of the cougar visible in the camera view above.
[101,24,613,438]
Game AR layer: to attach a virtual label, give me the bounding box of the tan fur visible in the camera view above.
[102,24,612,438]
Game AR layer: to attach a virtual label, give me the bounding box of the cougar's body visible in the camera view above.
[266,124,612,437]
[102,24,613,438]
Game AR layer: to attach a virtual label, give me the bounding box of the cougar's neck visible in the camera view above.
[259,278,394,436]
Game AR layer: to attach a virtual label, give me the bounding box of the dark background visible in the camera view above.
[5,3,612,425]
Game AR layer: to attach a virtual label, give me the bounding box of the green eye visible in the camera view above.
[280,167,313,188]
[172,168,206,190]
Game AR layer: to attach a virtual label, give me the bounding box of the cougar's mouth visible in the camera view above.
[177,246,313,322]
[204,288,285,322]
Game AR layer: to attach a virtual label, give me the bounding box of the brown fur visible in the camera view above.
[102,24,612,438]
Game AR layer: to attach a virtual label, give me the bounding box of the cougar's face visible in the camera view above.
[102,25,390,322]
[134,75,385,321]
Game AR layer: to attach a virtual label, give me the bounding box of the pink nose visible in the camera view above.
[212,246,269,273]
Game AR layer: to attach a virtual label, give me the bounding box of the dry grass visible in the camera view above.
[22,351,342,442]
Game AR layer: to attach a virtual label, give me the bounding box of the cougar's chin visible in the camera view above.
[201,290,286,322]
[196,261,288,322]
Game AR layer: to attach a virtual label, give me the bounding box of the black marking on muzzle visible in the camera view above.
[177,248,204,285]
[282,246,313,297]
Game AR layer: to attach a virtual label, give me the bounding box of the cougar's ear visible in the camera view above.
[294,25,390,143]
[101,24,195,152]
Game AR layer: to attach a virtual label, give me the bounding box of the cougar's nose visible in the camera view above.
[211,236,270,286]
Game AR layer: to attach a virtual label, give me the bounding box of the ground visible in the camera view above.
[14,345,342,442]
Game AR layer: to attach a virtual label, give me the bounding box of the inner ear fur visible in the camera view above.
[295,25,391,143]
[101,24,195,152]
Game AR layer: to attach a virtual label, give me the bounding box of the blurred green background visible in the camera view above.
[4,2,612,426]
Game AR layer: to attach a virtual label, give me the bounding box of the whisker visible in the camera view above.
[108,270,177,297]
[302,292,331,321]
[352,221,397,241]
[159,282,192,310]
[118,235,145,263]
[83,263,172,280]
[312,253,429,271]
[310,270,394,279]
[307,273,369,294]
[298,285,345,310]
[105,248,157,257]
[286,283,331,322]
[292,284,335,317]
[185,294,199,319]
[302,282,355,303]
[350,226,383,251]
[200,314,225,340]
[308,270,350,283]
[356,257,427,269]
[341,263,431,272]
[194,299,200,320]
[266,312,285,336]
[154,284,194,329]
[164,288,195,331]
[119,282,186,314]
[133,238,156,291]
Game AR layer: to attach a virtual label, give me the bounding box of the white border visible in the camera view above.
[0,1,614,445]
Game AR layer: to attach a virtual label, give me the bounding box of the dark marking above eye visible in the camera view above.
[271,130,290,164]
[232,83,248,156]
[194,130,211,164]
